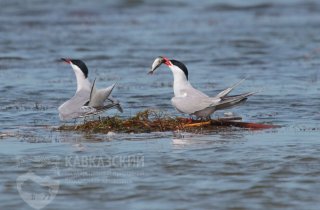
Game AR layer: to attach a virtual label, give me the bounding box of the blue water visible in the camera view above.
[1,0,320,209]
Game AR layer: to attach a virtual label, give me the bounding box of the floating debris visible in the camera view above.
[58,109,279,134]
[0,131,16,139]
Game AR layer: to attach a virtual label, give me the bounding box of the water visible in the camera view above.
[1,0,320,209]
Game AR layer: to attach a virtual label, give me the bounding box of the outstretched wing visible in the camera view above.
[89,78,97,104]
[89,83,116,107]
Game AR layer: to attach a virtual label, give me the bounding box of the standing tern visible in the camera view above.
[149,56,256,119]
[58,58,122,120]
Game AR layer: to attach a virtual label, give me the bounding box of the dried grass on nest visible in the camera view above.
[58,109,278,133]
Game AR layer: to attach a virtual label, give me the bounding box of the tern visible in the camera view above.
[58,58,122,120]
[149,56,256,119]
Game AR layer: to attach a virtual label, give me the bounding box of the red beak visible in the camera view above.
[162,57,172,66]
[61,58,71,64]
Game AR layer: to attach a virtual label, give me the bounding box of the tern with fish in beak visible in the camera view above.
[149,56,256,119]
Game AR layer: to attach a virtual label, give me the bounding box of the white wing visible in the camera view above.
[58,89,90,120]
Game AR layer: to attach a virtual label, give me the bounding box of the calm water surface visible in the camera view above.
[0,0,320,209]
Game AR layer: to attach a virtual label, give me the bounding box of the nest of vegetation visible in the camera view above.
[58,109,278,134]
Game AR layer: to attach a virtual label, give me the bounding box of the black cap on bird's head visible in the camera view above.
[170,59,188,80]
[149,56,189,80]
[61,58,89,78]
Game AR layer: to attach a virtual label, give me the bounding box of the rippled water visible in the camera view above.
[1,0,320,209]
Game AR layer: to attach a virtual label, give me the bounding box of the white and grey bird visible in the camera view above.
[58,58,122,120]
[149,56,256,119]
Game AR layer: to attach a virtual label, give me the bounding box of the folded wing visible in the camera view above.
[58,89,90,120]
[216,78,246,98]
[171,96,220,115]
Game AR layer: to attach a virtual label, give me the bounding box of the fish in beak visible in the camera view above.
[148,56,165,75]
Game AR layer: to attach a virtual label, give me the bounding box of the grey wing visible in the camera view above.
[184,83,209,98]
[171,96,220,115]
[216,78,246,98]
[103,83,116,99]
[214,91,256,110]
[79,103,121,118]
[88,78,97,105]
[58,90,90,120]
[89,83,116,107]
[106,96,123,113]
